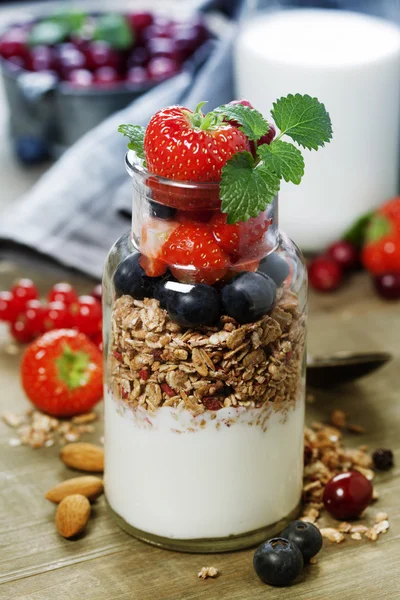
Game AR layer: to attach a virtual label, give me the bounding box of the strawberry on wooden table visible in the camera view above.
[21,329,103,417]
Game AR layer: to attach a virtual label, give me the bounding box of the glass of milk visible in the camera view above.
[235,5,400,251]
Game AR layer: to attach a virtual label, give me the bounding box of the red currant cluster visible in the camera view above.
[0,279,102,349]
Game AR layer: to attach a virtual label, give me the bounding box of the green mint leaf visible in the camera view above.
[342,212,373,248]
[28,21,69,46]
[257,140,304,184]
[220,152,280,224]
[49,11,86,33]
[213,104,269,141]
[271,94,332,150]
[118,124,146,160]
[94,13,134,50]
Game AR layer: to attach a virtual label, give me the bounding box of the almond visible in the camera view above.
[55,494,91,539]
[60,442,104,472]
[45,476,103,504]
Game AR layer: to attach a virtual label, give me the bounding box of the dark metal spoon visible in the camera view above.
[306,351,392,389]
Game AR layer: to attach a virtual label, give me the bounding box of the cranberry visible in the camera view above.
[0,291,19,323]
[11,279,38,312]
[161,383,175,397]
[126,66,149,85]
[323,471,373,520]
[93,66,120,86]
[139,368,150,381]
[84,41,120,70]
[10,319,35,344]
[147,57,180,81]
[0,28,27,59]
[90,284,102,302]
[47,282,78,306]
[202,397,221,410]
[22,299,45,335]
[127,46,149,67]
[67,68,93,87]
[374,273,400,300]
[26,45,56,72]
[308,256,342,292]
[327,240,358,270]
[43,301,70,330]
[127,12,154,32]
[70,295,102,335]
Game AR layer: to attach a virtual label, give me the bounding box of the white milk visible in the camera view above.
[235,9,400,250]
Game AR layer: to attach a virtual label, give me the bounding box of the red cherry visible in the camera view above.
[23,299,45,335]
[93,66,120,86]
[126,66,149,85]
[308,257,342,292]
[85,41,120,70]
[374,272,400,300]
[0,291,20,322]
[11,279,38,312]
[10,319,35,343]
[323,471,373,520]
[43,301,70,331]
[67,68,93,87]
[90,284,102,302]
[146,37,181,62]
[127,12,154,33]
[0,28,27,59]
[327,240,358,270]
[26,45,56,72]
[70,295,102,335]
[47,282,78,306]
[127,47,149,68]
[147,57,180,81]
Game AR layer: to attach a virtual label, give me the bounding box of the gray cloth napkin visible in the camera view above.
[0,23,236,280]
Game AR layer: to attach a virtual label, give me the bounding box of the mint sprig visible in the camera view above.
[220,152,281,224]
[257,140,304,185]
[213,104,269,141]
[118,125,146,160]
[271,93,333,151]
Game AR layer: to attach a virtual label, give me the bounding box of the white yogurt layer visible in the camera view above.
[104,390,304,540]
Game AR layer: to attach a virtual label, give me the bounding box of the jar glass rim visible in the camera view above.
[125,151,221,191]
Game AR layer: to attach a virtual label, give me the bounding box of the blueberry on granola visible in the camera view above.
[253,537,303,587]
[149,200,177,220]
[221,272,276,324]
[167,283,221,327]
[258,253,290,287]
[113,253,161,299]
[280,520,322,562]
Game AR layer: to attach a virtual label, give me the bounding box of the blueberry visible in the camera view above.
[280,520,323,563]
[15,136,49,164]
[167,283,221,327]
[253,537,303,587]
[221,272,276,324]
[154,273,177,308]
[258,253,290,287]
[113,253,161,299]
[149,200,177,220]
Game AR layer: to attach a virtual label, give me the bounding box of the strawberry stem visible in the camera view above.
[56,344,91,390]
[183,101,224,132]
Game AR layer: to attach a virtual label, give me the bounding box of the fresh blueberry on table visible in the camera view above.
[149,200,177,220]
[15,136,49,164]
[280,520,322,562]
[253,537,304,587]
[167,283,221,327]
[113,253,161,299]
[221,272,276,324]
[258,253,290,287]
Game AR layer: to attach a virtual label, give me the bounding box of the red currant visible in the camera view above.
[11,279,38,312]
[327,240,358,270]
[0,291,20,322]
[23,299,45,335]
[47,282,78,306]
[10,319,35,343]
[323,471,373,520]
[70,295,102,336]
[90,284,102,302]
[43,301,70,331]
[308,257,343,292]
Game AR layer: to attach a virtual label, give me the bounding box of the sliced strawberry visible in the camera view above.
[210,211,271,259]
[139,255,167,277]
[161,223,230,285]
[140,216,178,260]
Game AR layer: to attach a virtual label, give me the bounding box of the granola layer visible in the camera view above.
[109,289,305,415]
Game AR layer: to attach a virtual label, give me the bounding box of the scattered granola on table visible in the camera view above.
[198,567,219,580]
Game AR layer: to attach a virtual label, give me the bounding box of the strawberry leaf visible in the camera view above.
[258,140,305,184]
[118,124,146,160]
[271,94,332,150]
[213,104,269,141]
[342,212,373,248]
[220,151,280,224]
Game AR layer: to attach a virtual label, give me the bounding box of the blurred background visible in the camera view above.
[0,0,399,294]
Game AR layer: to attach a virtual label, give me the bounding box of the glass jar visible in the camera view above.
[103,150,307,553]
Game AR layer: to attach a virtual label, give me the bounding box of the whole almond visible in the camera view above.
[60,443,104,472]
[55,494,91,539]
[45,476,103,504]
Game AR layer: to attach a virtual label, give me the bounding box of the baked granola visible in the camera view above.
[109,291,305,416]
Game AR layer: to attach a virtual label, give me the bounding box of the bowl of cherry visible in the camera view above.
[0,9,212,162]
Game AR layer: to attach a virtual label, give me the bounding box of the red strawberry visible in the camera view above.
[139,255,167,277]
[161,223,230,284]
[210,211,271,259]
[21,329,103,417]
[362,235,400,275]
[144,104,250,183]
[227,100,275,155]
